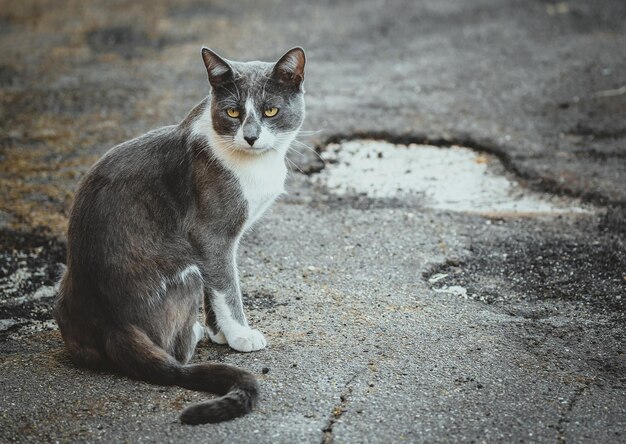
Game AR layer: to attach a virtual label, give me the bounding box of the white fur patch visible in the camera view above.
[206,328,227,344]
[192,321,204,345]
[208,64,229,77]
[256,126,278,150]
[153,264,202,308]
[235,151,287,230]
[211,291,267,352]
[281,53,299,72]
[245,98,257,118]
[179,264,202,284]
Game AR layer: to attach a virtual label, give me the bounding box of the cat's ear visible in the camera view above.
[201,47,233,88]
[272,47,306,89]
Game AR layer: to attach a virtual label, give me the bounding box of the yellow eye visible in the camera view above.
[264,107,279,117]
[226,108,240,118]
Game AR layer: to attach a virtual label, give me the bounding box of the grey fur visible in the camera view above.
[53,47,306,424]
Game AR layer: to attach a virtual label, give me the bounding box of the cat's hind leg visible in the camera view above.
[193,321,205,345]
[54,287,107,369]
[203,289,227,345]
[166,266,205,364]
[173,320,202,364]
[207,329,228,345]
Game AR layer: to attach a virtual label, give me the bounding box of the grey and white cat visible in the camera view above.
[53,47,306,424]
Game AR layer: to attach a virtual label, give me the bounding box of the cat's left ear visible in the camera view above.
[272,47,306,89]
[201,47,233,88]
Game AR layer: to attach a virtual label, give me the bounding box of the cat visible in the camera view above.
[53,47,306,424]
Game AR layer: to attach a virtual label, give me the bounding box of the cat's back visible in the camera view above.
[67,124,193,253]
[88,125,183,183]
[73,124,190,203]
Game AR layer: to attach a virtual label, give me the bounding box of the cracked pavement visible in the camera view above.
[1,1,625,443]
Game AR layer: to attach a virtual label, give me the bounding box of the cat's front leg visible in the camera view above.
[202,259,266,353]
[209,289,267,352]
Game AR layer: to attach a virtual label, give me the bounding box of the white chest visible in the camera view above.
[233,155,287,230]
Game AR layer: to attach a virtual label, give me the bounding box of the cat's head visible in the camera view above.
[200,47,306,155]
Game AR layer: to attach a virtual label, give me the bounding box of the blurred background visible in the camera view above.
[1,0,625,237]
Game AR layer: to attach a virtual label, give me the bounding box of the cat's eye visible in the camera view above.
[264,107,279,117]
[226,108,240,118]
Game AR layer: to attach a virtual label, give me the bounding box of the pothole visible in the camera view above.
[314,140,593,215]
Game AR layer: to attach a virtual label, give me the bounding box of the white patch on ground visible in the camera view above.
[433,285,469,298]
[315,140,593,215]
[0,318,20,332]
[5,319,58,339]
[428,273,449,284]
[9,285,56,306]
[0,268,33,298]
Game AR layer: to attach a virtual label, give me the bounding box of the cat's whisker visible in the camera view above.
[231,80,242,101]
[215,98,239,108]
[290,139,325,163]
[224,83,243,102]
[285,156,305,174]
[261,75,272,101]
[289,144,306,157]
[293,129,322,136]
[264,91,283,102]
[287,145,306,158]
[213,135,240,153]
[217,85,237,100]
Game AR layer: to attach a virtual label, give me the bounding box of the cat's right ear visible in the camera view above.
[201,47,233,88]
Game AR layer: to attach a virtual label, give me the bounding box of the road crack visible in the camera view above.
[321,373,359,444]
[556,383,590,444]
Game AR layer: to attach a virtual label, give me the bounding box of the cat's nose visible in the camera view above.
[244,136,258,146]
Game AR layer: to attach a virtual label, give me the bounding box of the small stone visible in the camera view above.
[261,367,270,374]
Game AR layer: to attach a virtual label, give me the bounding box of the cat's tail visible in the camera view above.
[105,325,258,425]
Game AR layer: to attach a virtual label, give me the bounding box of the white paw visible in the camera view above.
[206,328,228,344]
[227,328,267,353]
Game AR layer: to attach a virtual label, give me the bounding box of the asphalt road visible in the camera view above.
[1,1,625,443]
